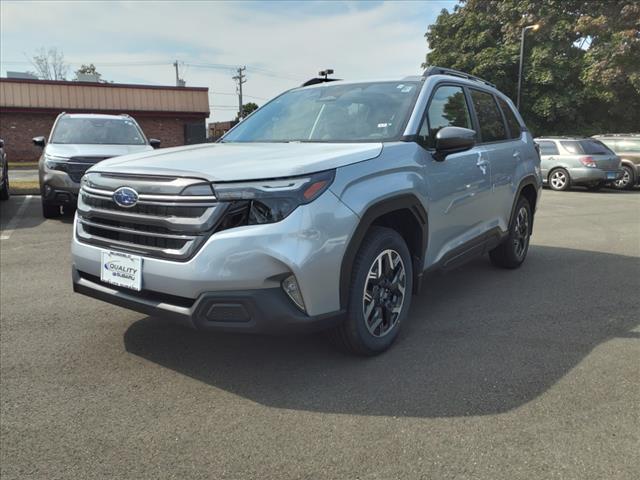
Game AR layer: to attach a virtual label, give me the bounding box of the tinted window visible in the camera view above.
[470,89,507,142]
[497,97,521,139]
[223,82,419,143]
[560,140,614,155]
[51,117,146,145]
[537,141,559,155]
[601,139,640,153]
[419,85,472,148]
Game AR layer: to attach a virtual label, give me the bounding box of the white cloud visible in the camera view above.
[1,0,455,121]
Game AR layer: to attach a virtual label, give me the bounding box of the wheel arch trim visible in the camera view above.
[339,194,428,309]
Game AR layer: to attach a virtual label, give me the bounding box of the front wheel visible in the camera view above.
[328,226,413,356]
[489,196,532,269]
[42,200,61,218]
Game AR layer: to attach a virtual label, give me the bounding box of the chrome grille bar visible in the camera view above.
[75,173,225,261]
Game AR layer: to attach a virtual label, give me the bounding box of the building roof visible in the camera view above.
[0,78,209,116]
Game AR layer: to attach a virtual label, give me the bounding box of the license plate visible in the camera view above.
[101,250,142,291]
[607,172,616,180]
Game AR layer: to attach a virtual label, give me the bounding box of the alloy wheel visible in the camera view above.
[550,170,567,190]
[362,249,406,338]
[513,206,529,260]
[614,169,631,189]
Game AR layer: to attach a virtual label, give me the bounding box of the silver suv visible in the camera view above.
[34,113,160,218]
[72,67,541,355]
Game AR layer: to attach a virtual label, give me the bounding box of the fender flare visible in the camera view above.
[339,194,428,309]
[510,174,540,229]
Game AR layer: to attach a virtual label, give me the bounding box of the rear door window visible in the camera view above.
[537,141,559,155]
[419,85,473,148]
[497,98,521,139]
[469,89,507,143]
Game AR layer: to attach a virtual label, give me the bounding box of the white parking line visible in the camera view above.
[0,195,33,241]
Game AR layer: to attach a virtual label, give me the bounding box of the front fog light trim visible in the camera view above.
[282,274,306,312]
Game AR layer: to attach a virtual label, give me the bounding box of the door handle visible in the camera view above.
[512,151,521,158]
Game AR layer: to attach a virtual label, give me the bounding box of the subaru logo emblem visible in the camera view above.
[113,187,139,208]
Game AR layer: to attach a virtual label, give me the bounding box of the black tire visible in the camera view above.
[0,165,9,201]
[548,168,570,191]
[328,226,413,356]
[489,196,532,269]
[42,200,61,218]
[613,165,635,191]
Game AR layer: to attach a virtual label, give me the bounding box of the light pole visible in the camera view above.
[517,24,539,110]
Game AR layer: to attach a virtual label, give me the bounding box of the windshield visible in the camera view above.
[223,81,420,143]
[599,138,640,153]
[50,117,146,145]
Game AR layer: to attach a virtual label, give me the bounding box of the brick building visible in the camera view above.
[208,120,239,140]
[0,78,210,162]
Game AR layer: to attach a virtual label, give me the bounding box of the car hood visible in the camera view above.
[45,144,153,159]
[89,142,383,181]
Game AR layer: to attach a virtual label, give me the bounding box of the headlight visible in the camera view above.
[214,170,335,227]
[44,153,69,171]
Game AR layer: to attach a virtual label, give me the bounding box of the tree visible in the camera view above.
[74,63,103,82]
[241,102,259,118]
[423,1,640,136]
[29,47,69,81]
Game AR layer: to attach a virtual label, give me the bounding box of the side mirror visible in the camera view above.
[434,126,476,161]
[149,139,161,149]
[32,136,46,148]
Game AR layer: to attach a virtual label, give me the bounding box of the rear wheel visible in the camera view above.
[613,165,635,190]
[42,200,61,218]
[328,226,412,356]
[489,196,532,269]
[549,168,570,191]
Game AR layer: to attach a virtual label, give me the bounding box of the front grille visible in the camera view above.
[76,173,224,261]
[68,157,110,183]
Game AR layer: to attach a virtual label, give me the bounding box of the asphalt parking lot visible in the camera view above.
[1,189,639,480]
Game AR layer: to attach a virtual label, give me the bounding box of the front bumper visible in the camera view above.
[72,189,359,327]
[41,169,80,205]
[72,267,344,333]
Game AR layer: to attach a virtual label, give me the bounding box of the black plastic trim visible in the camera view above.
[73,267,344,334]
[339,194,428,309]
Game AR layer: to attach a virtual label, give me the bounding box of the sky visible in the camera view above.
[1,0,457,123]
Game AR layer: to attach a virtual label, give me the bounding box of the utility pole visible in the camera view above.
[173,60,180,87]
[233,66,247,119]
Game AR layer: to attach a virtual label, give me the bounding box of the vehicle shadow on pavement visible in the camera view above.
[124,246,639,418]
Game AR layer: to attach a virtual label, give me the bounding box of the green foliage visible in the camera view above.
[74,63,102,81]
[242,102,259,118]
[424,0,640,136]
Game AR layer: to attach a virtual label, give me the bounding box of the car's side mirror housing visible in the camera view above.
[149,139,161,149]
[434,126,476,161]
[32,136,46,148]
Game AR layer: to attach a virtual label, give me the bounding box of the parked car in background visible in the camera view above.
[535,137,622,191]
[72,67,541,355]
[34,113,160,218]
[592,134,640,190]
[0,138,8,201]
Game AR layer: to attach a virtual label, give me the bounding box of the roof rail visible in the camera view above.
[423,66,496,88]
